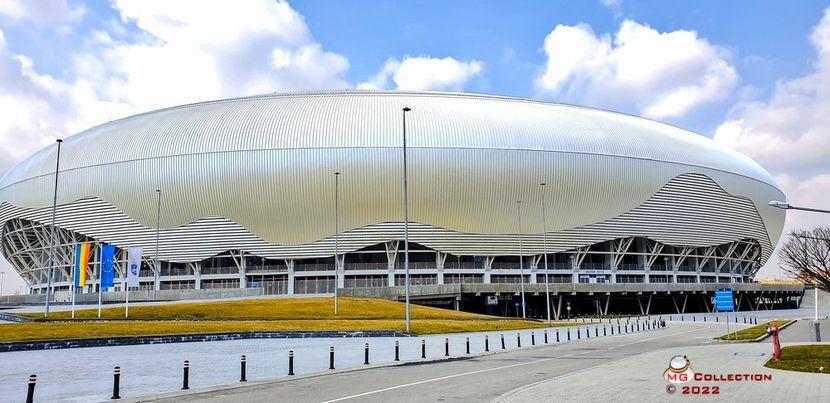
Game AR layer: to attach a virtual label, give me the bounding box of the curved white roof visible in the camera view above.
[0,91,785,270]
[1,91,777,188]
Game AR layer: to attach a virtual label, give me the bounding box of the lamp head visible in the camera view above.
[403,107,411,112]
[769,200,790,210]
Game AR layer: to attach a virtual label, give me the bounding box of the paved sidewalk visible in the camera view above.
[496,341,830,402]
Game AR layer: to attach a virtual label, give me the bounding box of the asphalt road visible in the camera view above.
[136,322,729,403]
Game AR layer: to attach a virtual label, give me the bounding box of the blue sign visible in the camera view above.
[715,289,734,311]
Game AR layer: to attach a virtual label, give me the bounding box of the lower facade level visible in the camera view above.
[4,219,763,295]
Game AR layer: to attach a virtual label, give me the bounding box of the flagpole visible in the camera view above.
[124,251,130,318]
[71,244,76,319]
[97,244,102,319]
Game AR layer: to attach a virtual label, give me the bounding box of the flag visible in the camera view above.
[101,244,116,290]
[74,243,91,287]
[127,247,142,287]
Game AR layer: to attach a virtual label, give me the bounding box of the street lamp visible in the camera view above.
[769,200,830,214]
[155,189,161,299]
[517,200,526,319]
[44,138,63,318]
[402,107,412,333]
[334,171,340,315]
[541,183,551,325]
[769,200,829,339]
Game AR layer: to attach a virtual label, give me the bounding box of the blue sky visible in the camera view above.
[0,0,829,291]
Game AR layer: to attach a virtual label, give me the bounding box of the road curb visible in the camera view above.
[712,319,797,343]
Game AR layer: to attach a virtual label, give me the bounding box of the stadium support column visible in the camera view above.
[638,240,649,283]
[385,241,398,287]
[194,262,202,290]
[529,255,539,284]
[285,259,295,295]
[669,256,677,283]
[483,256,493,283]
[570,255,578,284]
[436,252,446,285]
[239,253,247,289]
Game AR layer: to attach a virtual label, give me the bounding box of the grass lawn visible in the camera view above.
[715,320,790,341]
[21,297,494,321]
[3,297,575,342]
[765,345,830,374]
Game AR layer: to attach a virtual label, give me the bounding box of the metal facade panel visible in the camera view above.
[0,91,785,282]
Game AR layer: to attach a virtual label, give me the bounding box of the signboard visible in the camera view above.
[485,296,498,305]
[715,289,734,312]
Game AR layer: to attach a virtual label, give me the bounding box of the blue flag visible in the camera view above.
[101,244,116,290]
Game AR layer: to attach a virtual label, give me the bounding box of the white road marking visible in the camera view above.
[320,325,709,403]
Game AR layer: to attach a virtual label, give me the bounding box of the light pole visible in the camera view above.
[541,183,551,325]
[44,139,62,318]
[402,107,412,333]
[334,171,340,315]
[517,200,526,319]
[0,271,5,296]
[154,189,161,299]
[769,200,828,340]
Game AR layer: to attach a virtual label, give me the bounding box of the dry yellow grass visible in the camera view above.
[23,297,492,321]
[0,319,555,342]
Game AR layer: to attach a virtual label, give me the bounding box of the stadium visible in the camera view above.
[0,91,801,314]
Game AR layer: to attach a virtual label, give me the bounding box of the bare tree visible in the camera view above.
[779,227,830,292]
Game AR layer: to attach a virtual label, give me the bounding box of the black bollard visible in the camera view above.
[604,326,607,336]
[421,340,426,359]
[682,315,684,322]
[704,316,707,322]
[501,334,506,349]
[466,337,471,354]
[445,338,450,357]
[637,323,640,331]
[182,360,190,390]
[111,366,121,399]
[611,325,615,335]
[544,330,548,344]
[329,347,335,370]
[531,332,536,345]
[364,343,370,365]
[744,317,747,324]
[567,328,571,341]
[595,327,599,337]
[754,317,757,325]
[26,375,36,403]
[485,335,490,352]
[288,351,294,376]
[240,355,248,382]
[395,340,400,361]
[693,316,696,322]
[617,324,621,333]
[577,328,581,340]
[586,327,590,338]
[735,316,738,324]
[517,333,522,347]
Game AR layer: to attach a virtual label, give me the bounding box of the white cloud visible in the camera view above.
[0,0,355,291]
[712,8,830,279]
[535,20,737,119]
[0,0,85,29]
[358,56,483,91]
[0,0,352,165]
